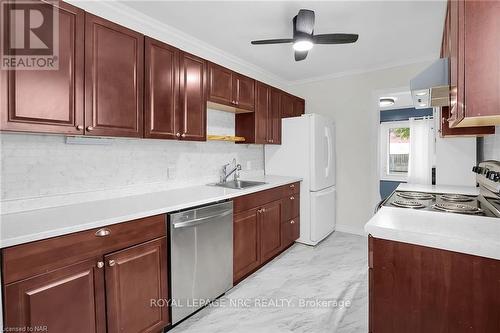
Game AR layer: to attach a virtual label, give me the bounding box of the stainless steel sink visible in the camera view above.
[213,180,267,189]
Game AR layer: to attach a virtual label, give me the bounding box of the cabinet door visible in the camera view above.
[178,52,207,141]
[255,82,270,144]
[270,89,282,144]
[85,14,144,137]
[0,1,84,134]
[281,93,294,118]
[144,37,179,139]
[105,237,169,333]
[447,0,465,127]
[259,201,282,263]
[208,63,233,106]
[4,258,106,333]
[294,98,305,117]
[233,209,260,283]
[282,217,300,249]
[463,0,500,122]
[233,74,255,111]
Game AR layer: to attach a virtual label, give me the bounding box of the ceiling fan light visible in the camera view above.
[293,40,313,51]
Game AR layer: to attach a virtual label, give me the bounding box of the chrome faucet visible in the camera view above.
[221,158,242,183]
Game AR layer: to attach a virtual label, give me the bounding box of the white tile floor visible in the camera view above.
[170,232,368,333]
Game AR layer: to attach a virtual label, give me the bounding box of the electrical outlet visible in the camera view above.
[167,166,176,179]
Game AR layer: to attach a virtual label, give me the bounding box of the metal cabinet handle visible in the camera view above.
[108,260,116,267]
[181,133,186,138]
[176,132,181,137]
[97,261,104,269]
[290,184,295,188]
[290,220,295,224]
[95,228,111,237]
[86,126,94,131]
[262,208,266,213]
[76,125,83,131]
[290,196,295,200]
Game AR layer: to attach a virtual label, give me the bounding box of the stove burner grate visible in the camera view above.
[397,192,434,200]
[432,202,483,215]
[391,200,426,209]
[440,194,474,202]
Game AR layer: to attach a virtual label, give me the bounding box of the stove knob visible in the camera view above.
[488,171,500,182]
[472,166,478,173]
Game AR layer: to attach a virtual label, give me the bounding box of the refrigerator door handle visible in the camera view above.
[325,127,332,178]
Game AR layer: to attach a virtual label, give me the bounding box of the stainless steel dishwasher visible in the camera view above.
[169,201,233,324]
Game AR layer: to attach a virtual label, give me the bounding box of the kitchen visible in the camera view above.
[0,0,499,332]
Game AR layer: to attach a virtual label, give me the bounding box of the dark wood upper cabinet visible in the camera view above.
[4,258,106,333]
[208,62,255,111]
[259,201,282,263]
[270,89,282,144]
[179,52,207,141]
[208,63,233,105]
[233,209,260,283]
[233,74,255,111]
[445,0,500,129]
[280,93,294,118]
[144,37,179,139]
[235,82,281,144]
[440,107,494,137]
[293,98,305,117]
[84,13,144,138]
[0,0,85,134]
[105,237,169,333]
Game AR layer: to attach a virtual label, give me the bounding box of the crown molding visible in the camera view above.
[287,54,439,86]
[68,0,289,90]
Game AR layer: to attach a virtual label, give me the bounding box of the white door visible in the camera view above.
[310,186,336,243]
[309,114,336,191]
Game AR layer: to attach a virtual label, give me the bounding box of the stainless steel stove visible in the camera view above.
[382,160,500,218]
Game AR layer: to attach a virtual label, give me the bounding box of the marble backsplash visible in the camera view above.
[0,110,264,213]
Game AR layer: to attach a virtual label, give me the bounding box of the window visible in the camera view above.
[380,121,410,181]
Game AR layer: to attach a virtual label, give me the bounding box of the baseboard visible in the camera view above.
[335,224,366,236]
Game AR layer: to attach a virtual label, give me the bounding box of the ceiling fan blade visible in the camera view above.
[295,9,315,35]
[294,50,308,61]
[312,33,359,44]
[251,38,293,45]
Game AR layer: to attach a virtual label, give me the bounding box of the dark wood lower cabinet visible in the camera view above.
[369,236,500,333]
[2,215,169,333]
[282,217,300,249]
[233,209,260,282]
[233,183,301,284]
[105,237,169,333]
[4,257,106,333]
[259,201,282,263]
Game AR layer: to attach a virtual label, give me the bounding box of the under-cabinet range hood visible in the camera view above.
[410,58,450,109]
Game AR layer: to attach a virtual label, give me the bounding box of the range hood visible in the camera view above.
[410,58,450,109]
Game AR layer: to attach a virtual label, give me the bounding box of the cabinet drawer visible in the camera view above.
[2,214,166,284]
[282,217,300,249]
[233,186,283,214]
[282,193,300,222]
[282,182,300,197]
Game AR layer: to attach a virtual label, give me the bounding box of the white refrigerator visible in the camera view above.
[265,113,336,246]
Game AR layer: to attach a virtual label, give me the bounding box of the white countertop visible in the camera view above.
[0,175,301,248]
[397,183,480,195]
[365,183,500,260]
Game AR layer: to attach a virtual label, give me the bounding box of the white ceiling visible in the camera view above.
[122,1,446,83]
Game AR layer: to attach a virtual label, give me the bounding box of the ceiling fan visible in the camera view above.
[251,9,359,61]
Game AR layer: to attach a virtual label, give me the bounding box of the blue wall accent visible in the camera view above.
[380,107,433,123]
[380,180,403,200]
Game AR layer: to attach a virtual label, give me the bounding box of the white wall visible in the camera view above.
[483,127,500,161]
[288,61,433,235]
[435,136,476,186]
